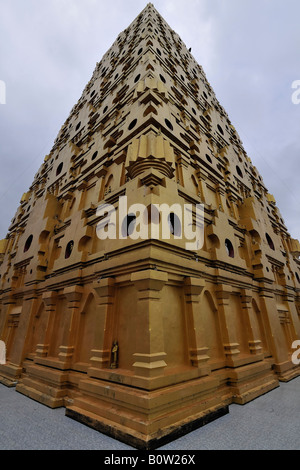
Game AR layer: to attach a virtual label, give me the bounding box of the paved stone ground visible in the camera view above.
[0,377,299,450]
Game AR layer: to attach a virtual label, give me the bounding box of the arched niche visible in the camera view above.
[39,230,50,244]
[74,292,98,366]
[251,298,268,355]
[48,294,68,358]
[29,301,46,355]
[201,290,225,366]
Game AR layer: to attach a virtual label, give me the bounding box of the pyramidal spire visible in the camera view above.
[0,4,299,450]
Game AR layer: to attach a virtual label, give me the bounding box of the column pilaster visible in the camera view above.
[35,291,57,359]
[215,285,240,366]
[88,277,116,372]
[131,270,168,378]
[58,285,84,365]
[183,277,210,375]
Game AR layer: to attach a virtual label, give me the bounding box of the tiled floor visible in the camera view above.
[0,377,299,450]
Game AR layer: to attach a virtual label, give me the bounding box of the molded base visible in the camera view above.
[66,404,229,450]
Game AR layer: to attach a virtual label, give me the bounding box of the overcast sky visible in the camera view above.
[0,0,299,242]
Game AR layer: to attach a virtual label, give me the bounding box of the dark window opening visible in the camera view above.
[266,233,275,250]
[165,118,173,131]
[24,235,33,253]
[217,124,224,135]
[236,165,243,178]
[122,214,136,237]
[225,238,234,258]
[56,162,63,176]
[168,212,181,237]
[65,240,74,259]
[128,119,137,130]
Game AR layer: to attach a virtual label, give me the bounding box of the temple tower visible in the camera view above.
[0,4,299,449]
